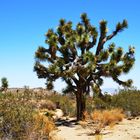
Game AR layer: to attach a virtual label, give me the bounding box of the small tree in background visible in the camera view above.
[1,77,8,92]
[34,13,135,120]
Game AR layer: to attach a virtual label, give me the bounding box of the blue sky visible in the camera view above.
[0,0,140,92]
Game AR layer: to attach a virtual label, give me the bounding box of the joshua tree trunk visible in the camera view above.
[76,87,86,121]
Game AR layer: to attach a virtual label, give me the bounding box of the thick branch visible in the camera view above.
[96,20,128,55]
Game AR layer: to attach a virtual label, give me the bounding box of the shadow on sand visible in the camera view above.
[55,118,78,127]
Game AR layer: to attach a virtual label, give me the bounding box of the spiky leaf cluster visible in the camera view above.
[34,13,135,94]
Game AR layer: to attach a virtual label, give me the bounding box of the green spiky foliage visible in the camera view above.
[1,77,8,92]
[34,13,135,120]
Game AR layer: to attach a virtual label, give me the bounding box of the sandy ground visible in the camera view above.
[55,117,140,140]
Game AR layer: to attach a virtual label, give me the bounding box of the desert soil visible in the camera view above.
[55,117,140,140]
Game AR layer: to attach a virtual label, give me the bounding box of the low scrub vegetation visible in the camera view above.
[0,88,140,139]
[0,92,56,140]
[47,94,76,117]
[93,89,140,117]
[111,89,140,116]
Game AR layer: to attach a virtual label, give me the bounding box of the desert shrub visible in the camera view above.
[81,108,125,135]
[31,113,55,140]
[110,89,140,116]
[14,89,57,111]
[37,99,56,110]
[85,94,112,113]
[0,92,56,140]
[100,108,124,125]
[38,109,55,119]
[110,108,125,121]
[93,97,109,110]
[47,94,76,117]
[91,89,140,117]
[80,109,123,140]
[59,96,75,117]
[86,96,95,113]
[0,93,35,139]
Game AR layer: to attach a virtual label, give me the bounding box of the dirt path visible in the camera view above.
[55,117,140,140]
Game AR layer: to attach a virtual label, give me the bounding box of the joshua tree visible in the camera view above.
[1,77,8,92]
[34,13,135,120]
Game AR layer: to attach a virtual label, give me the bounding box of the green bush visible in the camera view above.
[86,96,95,113]
[91,89,140,117]
[47,94,76,117]
[110,89,140,116]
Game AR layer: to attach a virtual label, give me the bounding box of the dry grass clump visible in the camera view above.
[81,108,125,135]
[79,111,90,128]
[91,108,125,134]
[82,111,89,122]
[31,113,56,140]
[110,108,125,122]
